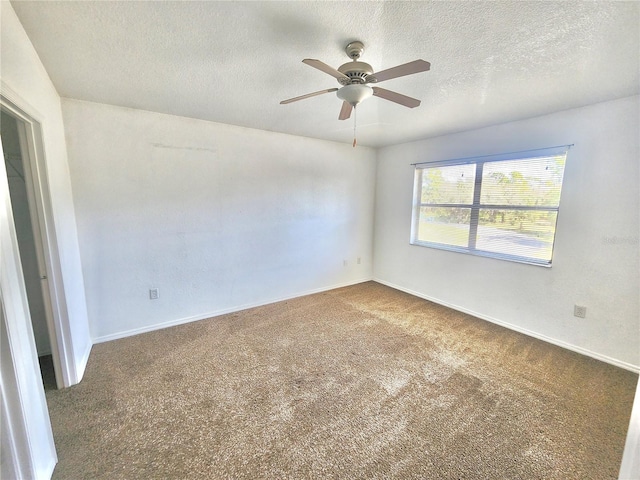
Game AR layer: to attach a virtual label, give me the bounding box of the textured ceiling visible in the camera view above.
[10,1,640,148]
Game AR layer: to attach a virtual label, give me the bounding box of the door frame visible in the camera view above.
[0,96,58,478]
[1,89,77,389]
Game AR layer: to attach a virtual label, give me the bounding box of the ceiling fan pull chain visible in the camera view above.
[353,106,357,147]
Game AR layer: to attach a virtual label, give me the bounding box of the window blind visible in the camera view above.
[411,146,570,266]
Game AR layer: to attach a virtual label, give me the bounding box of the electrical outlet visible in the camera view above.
[357,257,361,264]
[574,305,586,318]
[343,259,348,267]
[149,288,159,300]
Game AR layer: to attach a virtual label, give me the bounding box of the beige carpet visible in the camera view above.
[44,282,637,479]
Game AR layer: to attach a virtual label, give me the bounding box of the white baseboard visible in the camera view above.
[39,457,57,480]
[373,278,640,374]
[93,277,374,344]
[74,340,93,383]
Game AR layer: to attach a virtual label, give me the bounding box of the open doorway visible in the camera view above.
[1,107,58,390]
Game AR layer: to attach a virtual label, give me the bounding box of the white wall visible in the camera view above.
[1,1,91,381]
[61,99,376,341]
[373,96,640,369]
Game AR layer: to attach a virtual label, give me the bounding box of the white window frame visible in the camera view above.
[410,146,570,267]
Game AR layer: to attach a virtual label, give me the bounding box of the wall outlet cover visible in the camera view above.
[574,305,586,318]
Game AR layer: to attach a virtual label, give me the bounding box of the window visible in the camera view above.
[410,146,569,266]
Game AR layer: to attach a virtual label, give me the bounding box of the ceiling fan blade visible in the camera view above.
[338,101,353,120]
[280,88,339,105]
[302,59,349,81]
[372,87,421,108]
[368,59,430,83]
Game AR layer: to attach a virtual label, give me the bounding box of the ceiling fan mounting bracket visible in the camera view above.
[345,41,365,60]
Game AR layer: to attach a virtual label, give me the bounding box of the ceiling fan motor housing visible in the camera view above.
[338,61,374,85]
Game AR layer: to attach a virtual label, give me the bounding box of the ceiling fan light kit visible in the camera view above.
[281,40,430,146]
[336,84,373,106]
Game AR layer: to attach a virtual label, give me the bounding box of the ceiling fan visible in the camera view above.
[280,41,431,122]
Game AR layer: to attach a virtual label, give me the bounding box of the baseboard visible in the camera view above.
[74,340,93,383]
[373,278,640,374]
[93,277,374,344]
[39,456,57,480]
